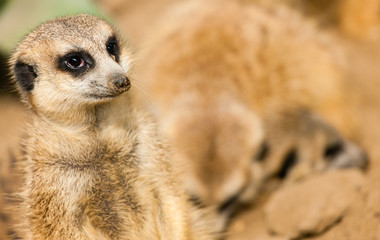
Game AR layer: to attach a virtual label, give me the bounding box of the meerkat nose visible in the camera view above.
[113,76,131,91]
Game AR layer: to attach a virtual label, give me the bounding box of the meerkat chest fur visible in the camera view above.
[23,98,167,239]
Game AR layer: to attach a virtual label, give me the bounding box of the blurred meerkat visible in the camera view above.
[10,14,218,239]
[138,0,368,217]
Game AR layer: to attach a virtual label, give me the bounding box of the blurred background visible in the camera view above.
[0,0,380,239]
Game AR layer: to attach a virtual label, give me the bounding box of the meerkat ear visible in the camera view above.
[14,61,37,92]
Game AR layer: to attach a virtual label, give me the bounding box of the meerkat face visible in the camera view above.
[167,100,264,214]
[11,15,132,112]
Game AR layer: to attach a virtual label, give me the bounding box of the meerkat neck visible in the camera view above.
[33,103,105,132]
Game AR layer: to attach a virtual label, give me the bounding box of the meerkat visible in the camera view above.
[10,14,219,239]
[137,0,368,217]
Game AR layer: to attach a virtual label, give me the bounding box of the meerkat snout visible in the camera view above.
[112,75,131,92]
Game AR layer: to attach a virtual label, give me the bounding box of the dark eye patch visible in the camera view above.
[188,195,205,209]
[57,51,94,76]
[106,36,120,62]
[276,148,298,179]
[324,141,344,160]
[14,61,37,92]
[254,141,269,162]
[218,192,240,213]
[218,184,247,213]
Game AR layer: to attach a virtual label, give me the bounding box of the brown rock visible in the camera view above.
[228,207,289,240]
[264,170,364,239]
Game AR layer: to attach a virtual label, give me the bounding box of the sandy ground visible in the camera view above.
[0,0,379,239]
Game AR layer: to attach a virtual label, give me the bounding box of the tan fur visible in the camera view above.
[10,14,217,239]
[338,0,380,38]
[138,0,367,214]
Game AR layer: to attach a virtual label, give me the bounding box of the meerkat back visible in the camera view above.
[10,14,217,240]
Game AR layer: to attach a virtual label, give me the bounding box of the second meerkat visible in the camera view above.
[10,15,217,239]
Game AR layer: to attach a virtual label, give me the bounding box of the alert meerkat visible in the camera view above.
[138,0,368,218]
[10,14,218,239]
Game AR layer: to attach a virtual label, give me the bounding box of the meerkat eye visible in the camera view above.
[107,42,116,54]
[106,36,120,62]
[324,141,344,160]
[65,55,85,69]
[58,51,93,76]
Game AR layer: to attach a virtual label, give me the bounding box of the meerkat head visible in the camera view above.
[166,98,264,215]
[10,14,132,116]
